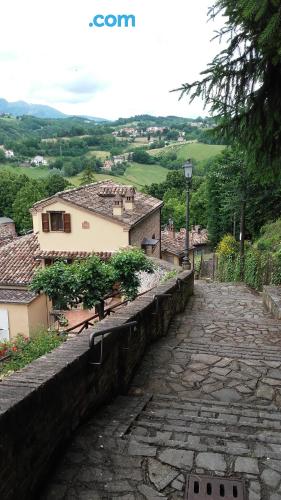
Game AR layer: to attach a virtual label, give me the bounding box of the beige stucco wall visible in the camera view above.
[33,200,129,253]
[129,209,161,258]
[0,294,51,341]
[0,303,29,340]
[28,294,51,338]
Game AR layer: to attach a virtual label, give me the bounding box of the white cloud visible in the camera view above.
[0,0,224,119]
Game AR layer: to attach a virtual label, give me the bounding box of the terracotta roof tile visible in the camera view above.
[0,233,40,286]
[34,250,112,261]
[161,227,209,256]
[31,180,162,228]
[0,289,37,304]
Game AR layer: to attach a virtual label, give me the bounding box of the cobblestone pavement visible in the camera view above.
[42,282,281,500]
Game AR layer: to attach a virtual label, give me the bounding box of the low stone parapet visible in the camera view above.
[263,285,281,319]
[0,271,193,500]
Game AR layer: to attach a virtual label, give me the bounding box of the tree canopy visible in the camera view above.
[30,249,154,310]
[176,0,281,175]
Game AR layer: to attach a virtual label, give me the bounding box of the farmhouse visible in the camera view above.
[0,181,163,340]
[31,155,48,166]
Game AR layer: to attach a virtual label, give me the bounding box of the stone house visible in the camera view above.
[161,225,209,266]
[0,181,162,340]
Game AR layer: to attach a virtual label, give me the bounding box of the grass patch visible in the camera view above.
[150,142,225,162]
[70,162,168,188]
[0,163,50,178]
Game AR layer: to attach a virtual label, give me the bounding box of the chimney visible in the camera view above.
[124,187,135,211]
[168,218,175,239]
[113,194,123,216]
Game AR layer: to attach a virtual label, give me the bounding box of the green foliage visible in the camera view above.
[255,219,281,253]
[12,180,46,233]
[30,249,154,307]
[177,0,281,175]
[217,245,281,291]
[75,256,116,309]
[0,331,64,378]
[132,148,155,164]
[110,248,154,300]
[43,173,70,197]
[145,169,208,230]
[160,270,178,283]
[0,149,6,163]
[217,234,239,257]
[30,261,80,309]
[205,148,281,245]
[79,166,96,186]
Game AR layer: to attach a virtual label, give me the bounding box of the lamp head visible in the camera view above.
[183,159,193,179]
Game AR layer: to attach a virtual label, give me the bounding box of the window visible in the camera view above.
[41,212,71,233]
[50,212,64,231]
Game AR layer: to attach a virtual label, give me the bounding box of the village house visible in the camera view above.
[0,145,14,158]
[0,181,163,340]
[102,159,114,171]
[31,155,48,166]
[161,224,209,266]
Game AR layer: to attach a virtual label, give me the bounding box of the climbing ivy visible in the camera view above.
[217,249,281,291]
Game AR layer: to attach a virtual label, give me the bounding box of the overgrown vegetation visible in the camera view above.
[0,331,65,379]
[216,229,281,291]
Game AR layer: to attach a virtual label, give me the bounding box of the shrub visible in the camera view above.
[216,234,239,257]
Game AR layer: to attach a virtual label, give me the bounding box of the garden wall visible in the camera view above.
[0,270,193,500]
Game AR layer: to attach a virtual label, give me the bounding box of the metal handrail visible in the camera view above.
[89,321,138,366]
[89,321,137,349]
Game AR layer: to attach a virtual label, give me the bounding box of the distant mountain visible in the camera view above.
[0,98,106,122]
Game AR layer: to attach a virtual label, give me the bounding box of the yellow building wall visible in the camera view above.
[0,294,51,341]
[27,294,51,338]
[0,303,29,340]
[33,200,129,253]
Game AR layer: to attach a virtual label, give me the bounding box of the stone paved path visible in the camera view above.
[42,282,281,500]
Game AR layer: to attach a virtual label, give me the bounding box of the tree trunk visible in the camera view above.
[96,300,105,320]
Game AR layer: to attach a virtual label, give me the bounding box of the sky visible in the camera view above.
[0,0,223,120]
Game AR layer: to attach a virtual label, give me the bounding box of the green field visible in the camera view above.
[70,162,168,188]
[150,142,225,162]
[0,142,225,189]
[0,164,50,179]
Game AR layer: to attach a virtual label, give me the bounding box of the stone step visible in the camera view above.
[176,342,281,361]
[150,396,281,421]
[181,312,281,327]
[127,396,281,463]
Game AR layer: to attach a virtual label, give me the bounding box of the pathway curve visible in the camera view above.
[42,281,281,500]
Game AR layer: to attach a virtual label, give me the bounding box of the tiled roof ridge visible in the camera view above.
[31,180,139,212]
[32,180,114,209]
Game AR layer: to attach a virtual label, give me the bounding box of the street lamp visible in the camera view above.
[182,159,193,270]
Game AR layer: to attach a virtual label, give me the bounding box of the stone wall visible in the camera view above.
[0,270,193,500]
[129,209,161,258]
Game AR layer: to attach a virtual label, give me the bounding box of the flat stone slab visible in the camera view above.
[212,388,242,402]
[148,458,178,491]
[196,452,226,472]
[158,449,194,470]
[235,457,259,474]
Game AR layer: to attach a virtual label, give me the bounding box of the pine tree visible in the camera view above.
[176,0,281,175]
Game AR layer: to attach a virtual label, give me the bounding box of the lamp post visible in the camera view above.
[182,159,193,270]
